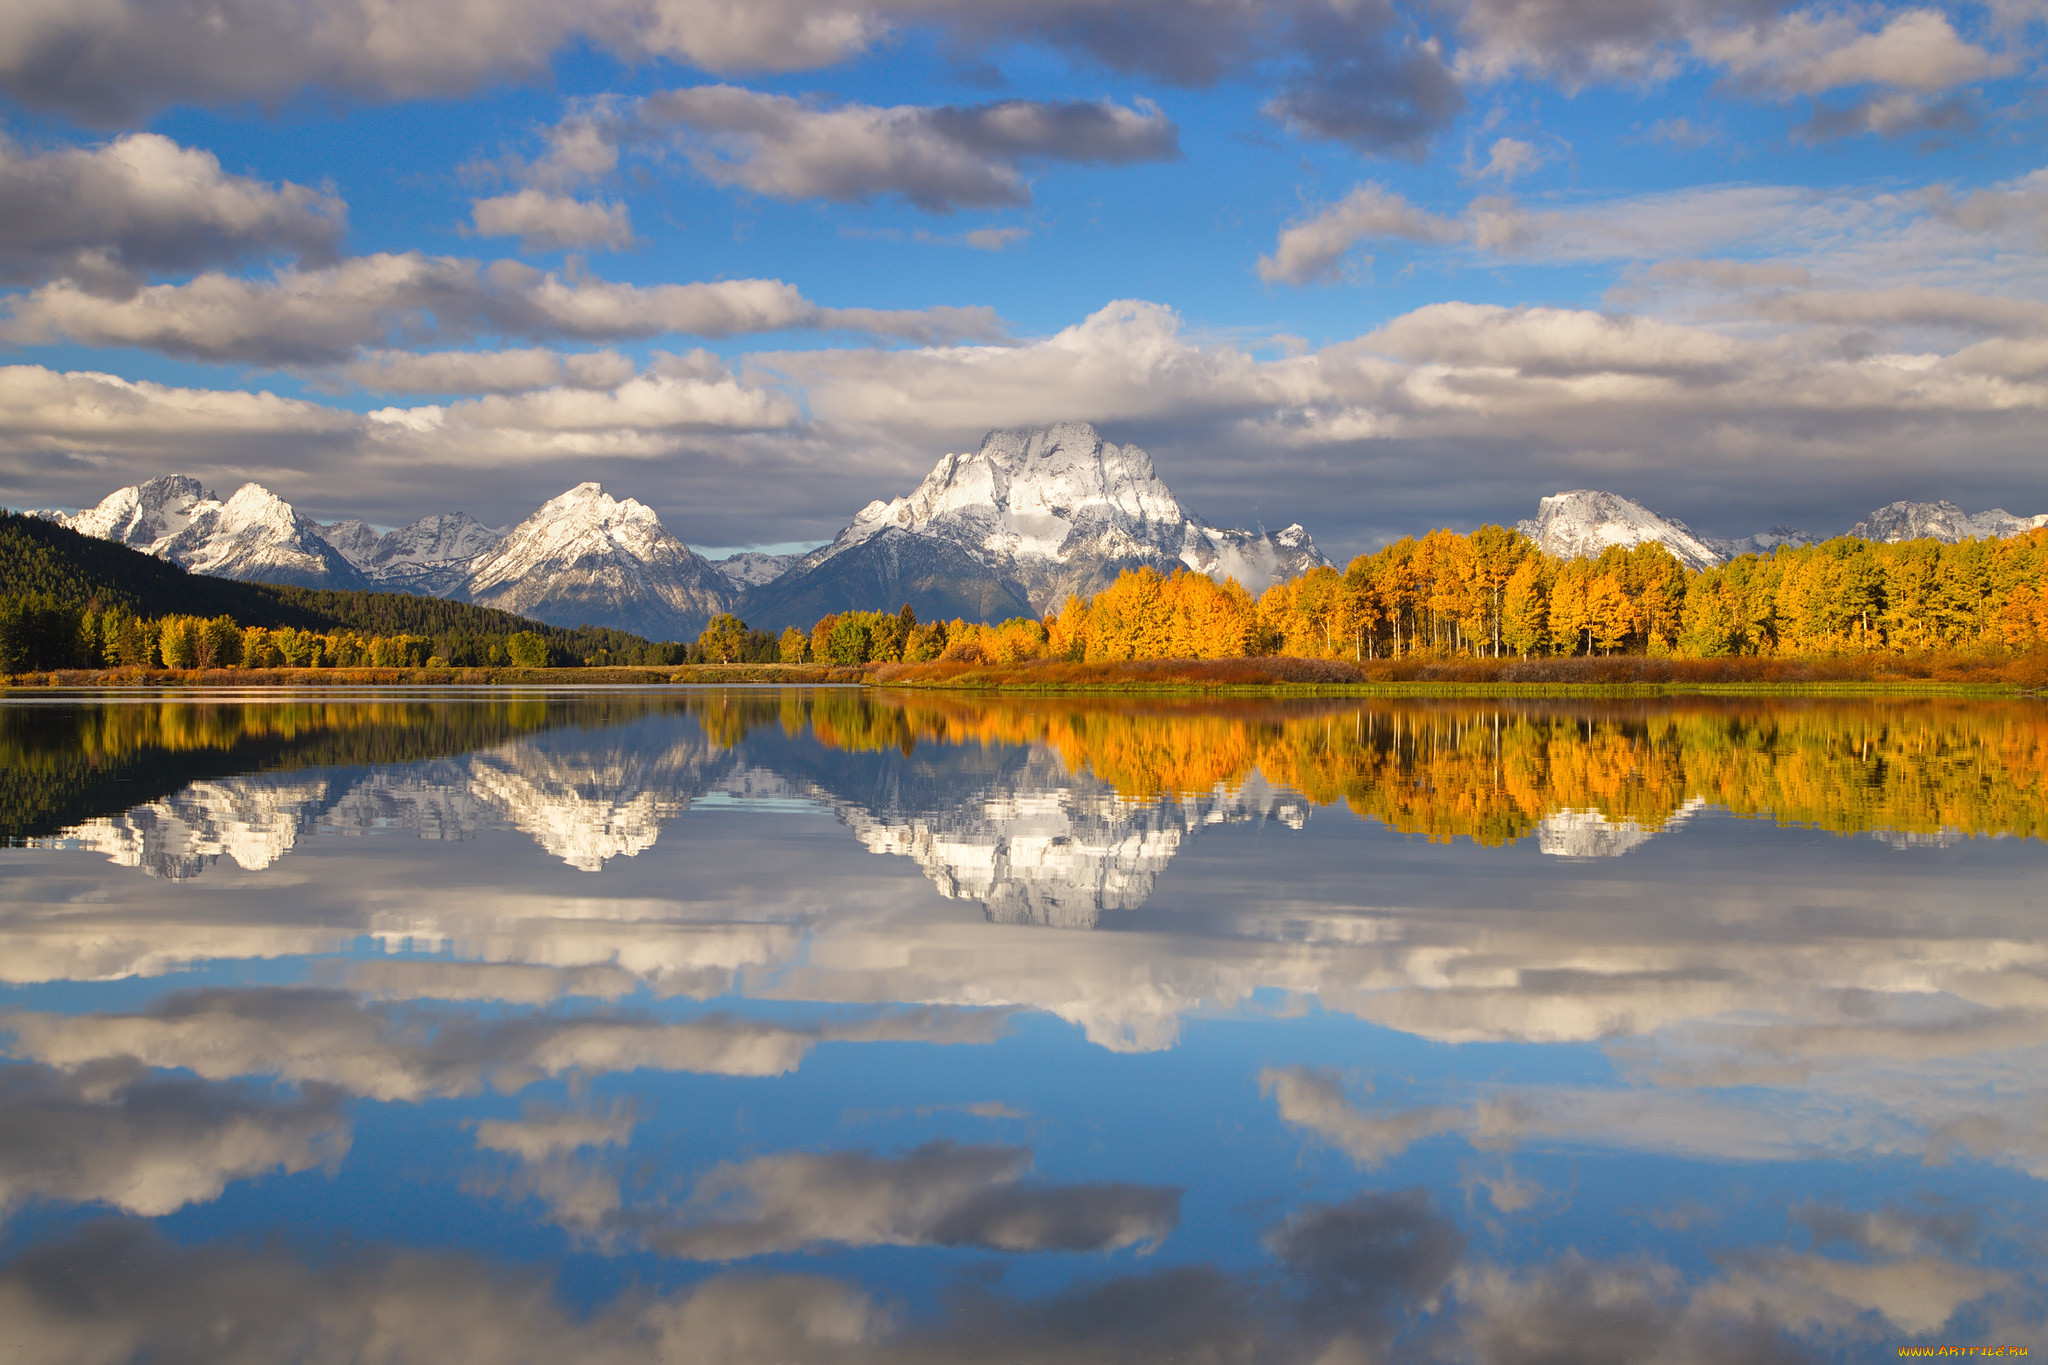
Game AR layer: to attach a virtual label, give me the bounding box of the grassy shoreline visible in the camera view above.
[0,662,871,688]
[5,651,2044,696]
[869,652,2048,696]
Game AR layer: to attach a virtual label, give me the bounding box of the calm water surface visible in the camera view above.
[2,688,2044,1362]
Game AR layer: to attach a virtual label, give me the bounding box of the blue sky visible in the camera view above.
[1,0,2044,558]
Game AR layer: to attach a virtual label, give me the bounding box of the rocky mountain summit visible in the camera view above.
[739,423,1330,631]
[710,551,803,588]
[462,483,733,638]
[64,476,366,588]
[1515,490,1739,572]
[323,513,508,596]
[1848,500,2048,544]
[1517,490,2046,570]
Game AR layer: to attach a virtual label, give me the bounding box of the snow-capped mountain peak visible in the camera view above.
[1848,500,2048,543]
[64,475,364,588]
[462,482,732,638]
[743,423,1330,630]
[712,551,804,588]
[1516,490,1728,572]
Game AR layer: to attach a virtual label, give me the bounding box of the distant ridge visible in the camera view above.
[0,511,657,659]
[1848,500,2048,544]
[28,461,2047,638]
[1518,491,2045,569]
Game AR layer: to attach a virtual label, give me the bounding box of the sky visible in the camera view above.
[0,0,2044,560]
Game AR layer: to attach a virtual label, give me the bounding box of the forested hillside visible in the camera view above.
[0,512,675,670]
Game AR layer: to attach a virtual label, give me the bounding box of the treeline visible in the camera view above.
[710,528,2048,671]
[0,512,673,671]
[1150,526,2048,661]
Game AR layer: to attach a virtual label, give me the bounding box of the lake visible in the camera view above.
[1,688,2043,1362]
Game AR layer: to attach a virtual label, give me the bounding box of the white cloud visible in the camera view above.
[341,347,639,395]
[1258,183,1461,284]
[0,132,343,287]
[0,0,891,124]
[615,87,1179,211]
[1457,0,2015,115]
[1472,135,1546,181]
[0,252,1007,363]
[470,190,635,252]
[1701,8,2004,96]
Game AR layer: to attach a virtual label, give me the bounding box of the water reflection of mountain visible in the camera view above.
[29,713,1309,920]
[19,693,2048,889]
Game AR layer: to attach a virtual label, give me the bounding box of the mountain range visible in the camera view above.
[1515,490,2046,573]
[26,428,2047,640]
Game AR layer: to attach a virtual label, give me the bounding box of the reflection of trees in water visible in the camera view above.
[0,695,673,842]
[11,691,2048,865]
[780,693,2048,845]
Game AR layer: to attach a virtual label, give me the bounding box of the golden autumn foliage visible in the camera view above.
[1021,525,2048,664]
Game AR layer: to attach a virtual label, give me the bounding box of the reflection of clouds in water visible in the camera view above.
[2,989,1008,1102]
[7,860,2048,1176]
[1266,1046,2048,1181]
[487,1136,1181,1260]
[645,1142,1178,1259]
[0,1060,345,1218]
[0,1191,2021,1365]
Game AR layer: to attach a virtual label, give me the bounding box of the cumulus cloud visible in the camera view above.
[0,0,1459,163]
[469,190,635,252]
[340,347,639,395]
[1263,0,1464,156]
[0,364,360,461]
[0,1060,347,1217]
[1701,7,2005,96]
[1457,0,2014,115]
[0,132,343,287]
[586,87,1180,211]
[0,252,1006,364]
[639,1142,1179,1258]
[1,988,1008,1102]
[1472,135,1547,181]
[367,352,803,460]
[1794,90,1977,141]
[1259,182,1462,283]
[0,0,892,125]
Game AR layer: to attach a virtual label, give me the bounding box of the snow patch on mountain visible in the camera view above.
[464,482,733,638]
[1848,500,2048,544]
[65,476,364,587]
